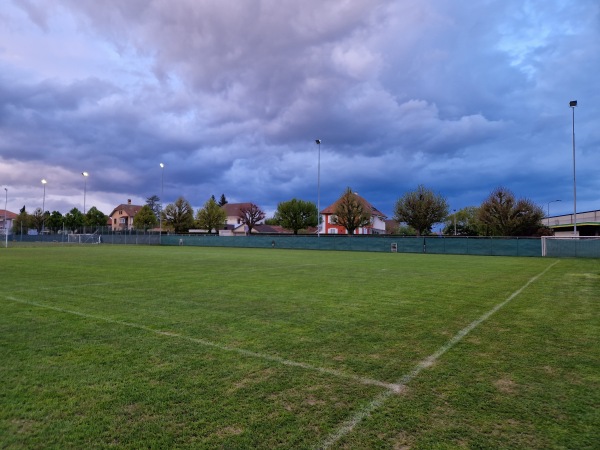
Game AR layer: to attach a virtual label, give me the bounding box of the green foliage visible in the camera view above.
[63,208,85,232]
[30,207,46,233]
[442,206,484,236]
[12,208,31,235]
[162,197,194,233]
[263,217,279,225]
[218,194,228,207]
[84,206,108,228]
[46,211,64,232]
[195,197,226,234]
[333,187,372,235]
[146,195,161,219]
[394,185,449,237]
[134,205,158,231]
[478,187,545,236]
[274,198,318,235]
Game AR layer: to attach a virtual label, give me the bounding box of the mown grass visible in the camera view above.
[0,246,598,449]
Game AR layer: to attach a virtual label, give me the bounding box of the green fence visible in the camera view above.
[160,235,543,257]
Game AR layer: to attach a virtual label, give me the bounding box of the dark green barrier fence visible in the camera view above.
[160,235,542,257]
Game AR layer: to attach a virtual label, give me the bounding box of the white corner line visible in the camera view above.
[318,260,560,449]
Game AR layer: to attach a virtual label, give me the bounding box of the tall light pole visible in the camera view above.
[315,139,321,237]
[453,209,457,236]
[41,179,47,235]
[570,100,577,235]
[82,172,89,214]
[547,199,561,227]
[159,163,164,244]
[4,188,7,248]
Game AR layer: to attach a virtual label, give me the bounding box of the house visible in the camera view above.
[221,203,254,227]
[320,193,387,235]
[108,199,143,231]
[0,209,17,235]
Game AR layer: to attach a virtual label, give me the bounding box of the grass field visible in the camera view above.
[1,246,598,449]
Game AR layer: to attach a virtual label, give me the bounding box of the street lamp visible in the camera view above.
[569,100,577,235]
[159,163,164,244]
[315,139,321,237]
[453,209,457,236]
[41,179,47,235]
[4,188,7,248]
[547,199,561,227]
[82,172,89,214]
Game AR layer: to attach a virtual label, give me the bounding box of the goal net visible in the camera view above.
[541,236,600,258]
[67,234,100,244]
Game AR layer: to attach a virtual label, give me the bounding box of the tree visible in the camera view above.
[162,197,194,233]
[30,207,46,233]
[329,188,371,235]
[134,205,158,231]
[46,211,64,233]
[478,187,545,236]
[85,206,108,229]
[218,194,228,207]
[196,197,226,234]
[442,206,484,236]
[394,185,449,237]
[146,195,161,219]
[238,203,265,234]
[274,198,318,235]
[13,206,31,235]
[64,208,85,232]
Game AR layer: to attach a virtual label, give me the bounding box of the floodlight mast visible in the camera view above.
[315,140,321,238]
[4,188,7,248]
[82,171,89,214]
[569,100,577,235]
[160,163,164,245]
[41,179,47,235]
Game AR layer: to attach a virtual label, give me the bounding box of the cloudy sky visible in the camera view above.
[1,0,599,221]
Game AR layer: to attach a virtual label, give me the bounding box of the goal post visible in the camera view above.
[542,236,600,258]
[67,234,99,244]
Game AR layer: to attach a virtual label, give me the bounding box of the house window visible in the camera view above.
[328,228,338,234]
[120,218,126,224]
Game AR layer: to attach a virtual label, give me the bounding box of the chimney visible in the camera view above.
[128,199,131,205]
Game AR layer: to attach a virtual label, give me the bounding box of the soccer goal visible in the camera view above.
[541,236,600,258]
[67,233,100,244]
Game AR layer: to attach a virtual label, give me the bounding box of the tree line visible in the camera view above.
[10,186,549,237]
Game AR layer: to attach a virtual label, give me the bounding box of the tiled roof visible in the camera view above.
[0,210,18,220]
[108,203,143,218]
[321,193,386,218]
[222,202,254,216]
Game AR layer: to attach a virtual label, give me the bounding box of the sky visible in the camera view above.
[1,0,599,221]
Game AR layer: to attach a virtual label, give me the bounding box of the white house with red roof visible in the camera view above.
[0,209,17,235]
[108,199,143,231]
[320,193,387,235]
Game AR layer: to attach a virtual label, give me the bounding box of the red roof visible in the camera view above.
[321,193,386,218]
[0,210,18,220]
[108,203,143,218]
[222,203,254,216]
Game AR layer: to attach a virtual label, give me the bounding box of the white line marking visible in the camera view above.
[3,296,400,392]
[318,260,560,449]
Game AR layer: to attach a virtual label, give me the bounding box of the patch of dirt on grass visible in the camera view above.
[215,425,244,437]
[11,418,37,434]
[392,431,414,449]
[494,377,517,394]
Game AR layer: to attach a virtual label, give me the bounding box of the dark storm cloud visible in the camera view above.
[1,0,599,218]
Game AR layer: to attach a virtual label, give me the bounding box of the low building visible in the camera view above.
[108,199,143,231]
[546,209,600,236]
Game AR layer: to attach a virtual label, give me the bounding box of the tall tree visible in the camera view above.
[46,211,64,233]
[478,187,545,236]
[394,185,449,237]
[333,188,372,235]
[442,206,484,236]
[274,199,318,235]
[238,203,265,234]
[134,205,158,231]
[85,206,108,229]
[13,207,31,235]
[196,197,227,234]
[162,197,194,233]
[64,208,85,232]
[218,194,228,207]
[31,207,45,233]
[146,195,161,219]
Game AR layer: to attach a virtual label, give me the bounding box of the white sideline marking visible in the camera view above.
[3,296,400,392]
[318,260,560,449]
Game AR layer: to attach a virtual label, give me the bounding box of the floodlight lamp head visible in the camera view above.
[160,163,164,168]
[315,139,321,144]
[41,179,47,184]
[569,100,577,107]
[82,171,89,177]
